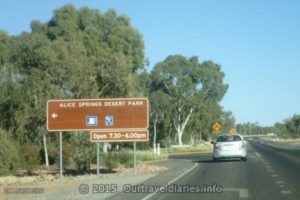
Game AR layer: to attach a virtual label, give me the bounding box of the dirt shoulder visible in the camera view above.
[0,164,168,200]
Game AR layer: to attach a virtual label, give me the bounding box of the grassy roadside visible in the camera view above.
[165,143,212,155]
[0,143,212,186]
[258,136,300,144]
[102,142,212,168]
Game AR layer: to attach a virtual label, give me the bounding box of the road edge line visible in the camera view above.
[141,162,198,200]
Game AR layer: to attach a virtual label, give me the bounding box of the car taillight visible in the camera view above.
[239,141,245,149]
[214,143,220,150]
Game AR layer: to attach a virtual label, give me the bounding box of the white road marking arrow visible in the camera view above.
[51,113,58,119]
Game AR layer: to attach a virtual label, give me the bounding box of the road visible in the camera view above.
[111,139,300,200]
[2,139,299,200]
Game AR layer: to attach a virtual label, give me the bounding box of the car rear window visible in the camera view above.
[217,135,242,142]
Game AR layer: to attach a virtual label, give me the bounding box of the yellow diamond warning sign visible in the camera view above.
[213,122,222,133]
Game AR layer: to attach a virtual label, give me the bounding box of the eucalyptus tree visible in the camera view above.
[1,4,145,168]
[150,55,228,145]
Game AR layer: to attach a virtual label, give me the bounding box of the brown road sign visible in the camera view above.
[47,98,149,131]
[90,130,149,142]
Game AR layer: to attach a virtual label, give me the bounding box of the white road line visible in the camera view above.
[255,152,261,158]
[141,162,198,200]
[271,174,279,177]
[275,181,284,184]
[281,190,292,194]
[223,188,249,198]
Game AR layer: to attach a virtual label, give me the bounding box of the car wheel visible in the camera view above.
[213,156,218,162]
[241,156,247,161]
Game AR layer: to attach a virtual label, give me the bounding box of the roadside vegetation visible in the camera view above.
[236,114,300,138]
[0,4,298,177]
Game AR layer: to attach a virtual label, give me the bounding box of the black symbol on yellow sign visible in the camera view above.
[213,122,222,133]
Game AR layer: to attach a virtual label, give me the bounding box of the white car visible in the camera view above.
[211,134,247,161]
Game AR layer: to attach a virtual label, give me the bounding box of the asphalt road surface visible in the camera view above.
[111,138,300,200]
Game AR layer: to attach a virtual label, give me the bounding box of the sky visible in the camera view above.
[0,0,299,126]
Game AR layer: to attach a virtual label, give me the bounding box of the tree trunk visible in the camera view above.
[103,143,108,153]
[190,133,195,146]
[43,130,49,168]
[174,108,194,146]
[153,115,157,153]
[103,142,111,153]
[178,128,184,146]
[168,126,172,148]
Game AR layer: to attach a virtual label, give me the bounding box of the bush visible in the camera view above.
[168,143,212,153]
[0,129,21,176]
[46,143,59,165]
[118,150,132,165]
[103,152,120,170]
[21,143,40,174]
[52,142,76,169]
[137,150,168,161]
[102,150,137,169]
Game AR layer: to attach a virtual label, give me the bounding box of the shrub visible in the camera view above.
[118,150,132,165]
[102,152,120,170]
[0,129,21,176]
[52,142,76,169]
[137,150,168,161]
[21,143,40,174]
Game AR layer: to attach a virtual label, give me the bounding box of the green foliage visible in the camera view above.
[274,114,300,138]
[0,4,299,177]
[73,133,96,171]
[137,150,168,161]
[102,150,134,169]
[117,150,133,166]
[0,4,146,174]
[167,144,211,153]
[237,122,276,135]
[47,143,59,164]
[101,149,167,170]
[20,143,40,174]
[220,111,236,133]
[102,152,121,170]
[50,141,76,168]
[63,142,76,168]
[0,129,21,176]
[148,55,228,145]
[285,115,300,138]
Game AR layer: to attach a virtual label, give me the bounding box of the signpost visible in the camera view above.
[47,98,149,131]
[46,98,149,178]
[59,132,63,179]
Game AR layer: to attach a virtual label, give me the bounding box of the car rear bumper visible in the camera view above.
[213,149,247,159]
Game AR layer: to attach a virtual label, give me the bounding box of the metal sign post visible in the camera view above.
[133,142,137,175]
[59,131,63,179]
[97,142,100,176]
[46,98,149,178]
